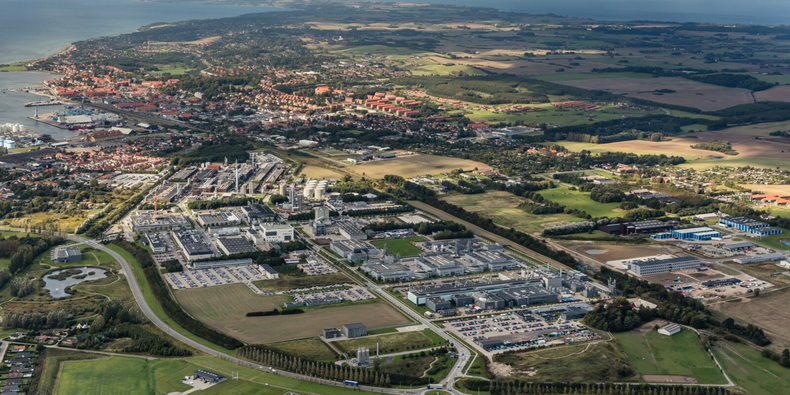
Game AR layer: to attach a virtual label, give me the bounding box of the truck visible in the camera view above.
[428,384,444,389]
[344,380,358,387]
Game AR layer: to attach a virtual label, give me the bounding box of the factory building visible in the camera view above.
[670,227,722,241]
[343,323,367,338]
[496,286,558,307]
[196,212,241,227]
[360,261,413,282]
[426,297,452,312]
[336,221,367,240]
[407,278,544,305]
[51,246,82,263]
[628,255,700,276]
[259,223,294,243]
[129,211,190,232]
[173,229,215,261]
[330,239,375,263]
[719,216,782,236]
[217,236,258,255]
[415,254,466,277]
[463,250,520,271]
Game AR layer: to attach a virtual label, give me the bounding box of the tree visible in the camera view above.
[90,315,106,333]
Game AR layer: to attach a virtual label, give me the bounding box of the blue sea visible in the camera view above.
[0,0,280,65]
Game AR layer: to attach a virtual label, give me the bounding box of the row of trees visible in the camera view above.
[462,379,736,395]
[2,309,71,330]
[238,345,395,386]
[187,197,255,210]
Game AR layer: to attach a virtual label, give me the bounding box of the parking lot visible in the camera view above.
[165,265,267,289]
[297,259,337,275]
[444,310,599,355]
[290,285,375,306]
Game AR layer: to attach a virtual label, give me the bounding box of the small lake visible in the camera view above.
[585,249,609,255]
[43,267,107,299]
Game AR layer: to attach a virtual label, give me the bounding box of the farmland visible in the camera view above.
[176,283,410,343]
[711,287,790,350]
[352,154,490,179]
[614,328,727,384]
[370,236,426,257]
[557,76,754,111]
[441,190,583,234]
[538,185,625,218]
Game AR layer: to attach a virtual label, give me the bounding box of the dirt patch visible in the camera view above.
[711,287,790,350]
[576,244,663,262]
[352,154,490,178]
[755,85,790,102]
[558,77,753,111]
[642,375,698,384]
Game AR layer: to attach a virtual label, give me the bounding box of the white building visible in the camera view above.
[658,323,681,336]
[259,223,295,243]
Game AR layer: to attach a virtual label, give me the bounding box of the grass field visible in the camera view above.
[267,337,338,361]
[176,283,410,343]
[299,165,346,180]
[352,154,490,179]
[56,356,194,395]
[615,329,727,384]
[334,329,443,354]
[370,237,426,257]
[712,341,790,395]
[54,353,383,395]
[441,190,583,234]
[538,185,625,218]
[494,341,636,382]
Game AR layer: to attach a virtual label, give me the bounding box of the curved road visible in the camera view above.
[78,238,416,394]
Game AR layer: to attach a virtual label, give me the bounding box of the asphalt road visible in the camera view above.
[77,237,415,394]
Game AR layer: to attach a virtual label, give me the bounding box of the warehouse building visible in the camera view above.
[260,264,279,280]
[361,261,413,282]
[426,297,452,312]
[658,323,681,336]
[129,211,190,231]
[51,246,82,263]
[734,254,786,264]
[415,254,466,277]
[173,229,215,261]
[670,227,722,241]
[197,212,241,227]
[259,223,294,243]
[192,258,253,270]
[330,239,375,263]
[240,201,276,222]
[217,236,258,255]
[343,323,367,338]
[473,292,506,310]
[497,286,558,307]
[628,255,700,276]
[464,250,520,271]
[723,241,754,251]
[336,221,368,240]
[145,233,168,253]
[719,217,782,236]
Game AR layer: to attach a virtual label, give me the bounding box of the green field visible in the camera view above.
[712,342,790,395]
[267,337,338,361]
[538,185,625,218]
[494,341,636,382]
[615,329,727,384]
[56,356,194,395]
[369,237,426,257]
[334,329,444,354]
[54,353,383,395]
[441,190,583,234]
[535,72,653,82]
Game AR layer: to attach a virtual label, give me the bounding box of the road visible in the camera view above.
[74,237,414,394]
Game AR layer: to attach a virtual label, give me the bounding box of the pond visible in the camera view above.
[584,249,609,255]
[43,267,107,299]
